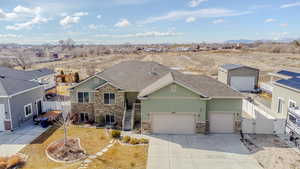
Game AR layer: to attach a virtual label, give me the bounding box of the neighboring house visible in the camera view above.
[243,70,300,135]
[70,61,243,134]
[271,76,300,119]
[261,70,300,94]
[0,74,45,131]
[218,64,259,92]
[0,67,55,91]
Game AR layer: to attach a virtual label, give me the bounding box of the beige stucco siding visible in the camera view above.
[271,84,300,119]
[218,68,228,84]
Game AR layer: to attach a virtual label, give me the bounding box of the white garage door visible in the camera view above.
[0,104,5,131]
[210,113,234,133]
[230,76,255,91]
[152,113,195,134]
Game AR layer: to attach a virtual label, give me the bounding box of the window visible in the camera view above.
[289,114,297,125]
[78,92,89,103]
[278,98,284,113]
[105,113,116,125]
[24,104,33,117]
[80,112,89,122]
[104,93,115,104]
[289,100,296,108]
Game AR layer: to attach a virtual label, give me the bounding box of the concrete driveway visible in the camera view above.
[147,134,263,169]
[0,124,48,156]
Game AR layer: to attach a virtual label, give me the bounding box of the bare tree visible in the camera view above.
[52,96,71,146]
[13,50,33,70]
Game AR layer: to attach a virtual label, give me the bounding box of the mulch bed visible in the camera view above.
[46,138,87,163]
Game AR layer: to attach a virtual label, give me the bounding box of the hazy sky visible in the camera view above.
[0,0,299,44]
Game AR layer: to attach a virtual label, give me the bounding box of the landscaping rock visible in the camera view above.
[96,152,103,156]
[101,148,109,152]
[89,155,97,159]
[83,159,92,163]
[107,144,113,148]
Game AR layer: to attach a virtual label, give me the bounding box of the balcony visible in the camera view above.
[287,107,300,135]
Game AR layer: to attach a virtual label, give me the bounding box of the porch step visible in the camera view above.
[124,109,132,131]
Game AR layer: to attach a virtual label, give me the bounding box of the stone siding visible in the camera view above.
[71,103,95,122]
[94,84,125,129]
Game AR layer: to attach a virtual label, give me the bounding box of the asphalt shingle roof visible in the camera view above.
[0,76,41,96]
[0,66,52,96]
[97,61,243,98]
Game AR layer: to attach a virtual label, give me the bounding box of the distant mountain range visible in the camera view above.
[225,38,299,44]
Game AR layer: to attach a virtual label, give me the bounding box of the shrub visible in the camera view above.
[139,138,149,144]
[6,155,22,168]
[111,130,121,139]
[122,136,131,143]
[129,138,140,145]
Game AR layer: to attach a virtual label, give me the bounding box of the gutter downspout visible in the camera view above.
[7,97,13,131]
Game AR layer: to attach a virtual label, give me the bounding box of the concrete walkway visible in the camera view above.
[0,124,48,156]
[147,134,263,169]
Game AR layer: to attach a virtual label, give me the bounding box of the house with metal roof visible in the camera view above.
[271,76,300,119]
[261,70,300,94]
[0,67,53,131]
[70,61,243,134]
[218,64,259,92]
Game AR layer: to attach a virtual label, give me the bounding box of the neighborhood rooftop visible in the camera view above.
[276,70,300,78]
[220,64,258,71]
[96,61,242,98]
[0,76,41,96]
[0,66,54,81]
[0,66,54,96]
[276,77,300,92]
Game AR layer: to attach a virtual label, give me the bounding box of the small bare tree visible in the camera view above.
[53,96,71,146]
[13,50,33,70]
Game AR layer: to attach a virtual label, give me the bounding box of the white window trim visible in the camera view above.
[77,91,90,104]
[288,99,296,108]
[103,93,116,105]
[277,97,284,114]
[24,103,33,118]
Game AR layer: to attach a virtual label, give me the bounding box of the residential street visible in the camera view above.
[146,134,263,169]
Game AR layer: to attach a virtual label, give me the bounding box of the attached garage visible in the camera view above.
[209,112,234,133]
[151,112,195,134]
[218,64,259,92]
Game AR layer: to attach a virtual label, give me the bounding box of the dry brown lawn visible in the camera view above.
[19,125,148,169]
[87,144,148,169]
[31,50,300,82]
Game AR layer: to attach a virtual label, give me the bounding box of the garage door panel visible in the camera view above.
[230,76,255,91]
[210,113,234,133]
[152,113,195,134]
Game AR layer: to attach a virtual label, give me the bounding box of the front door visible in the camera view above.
[37,100,43,115]
[0,104,5,131]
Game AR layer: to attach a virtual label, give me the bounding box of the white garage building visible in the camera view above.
[218,64,259,92]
